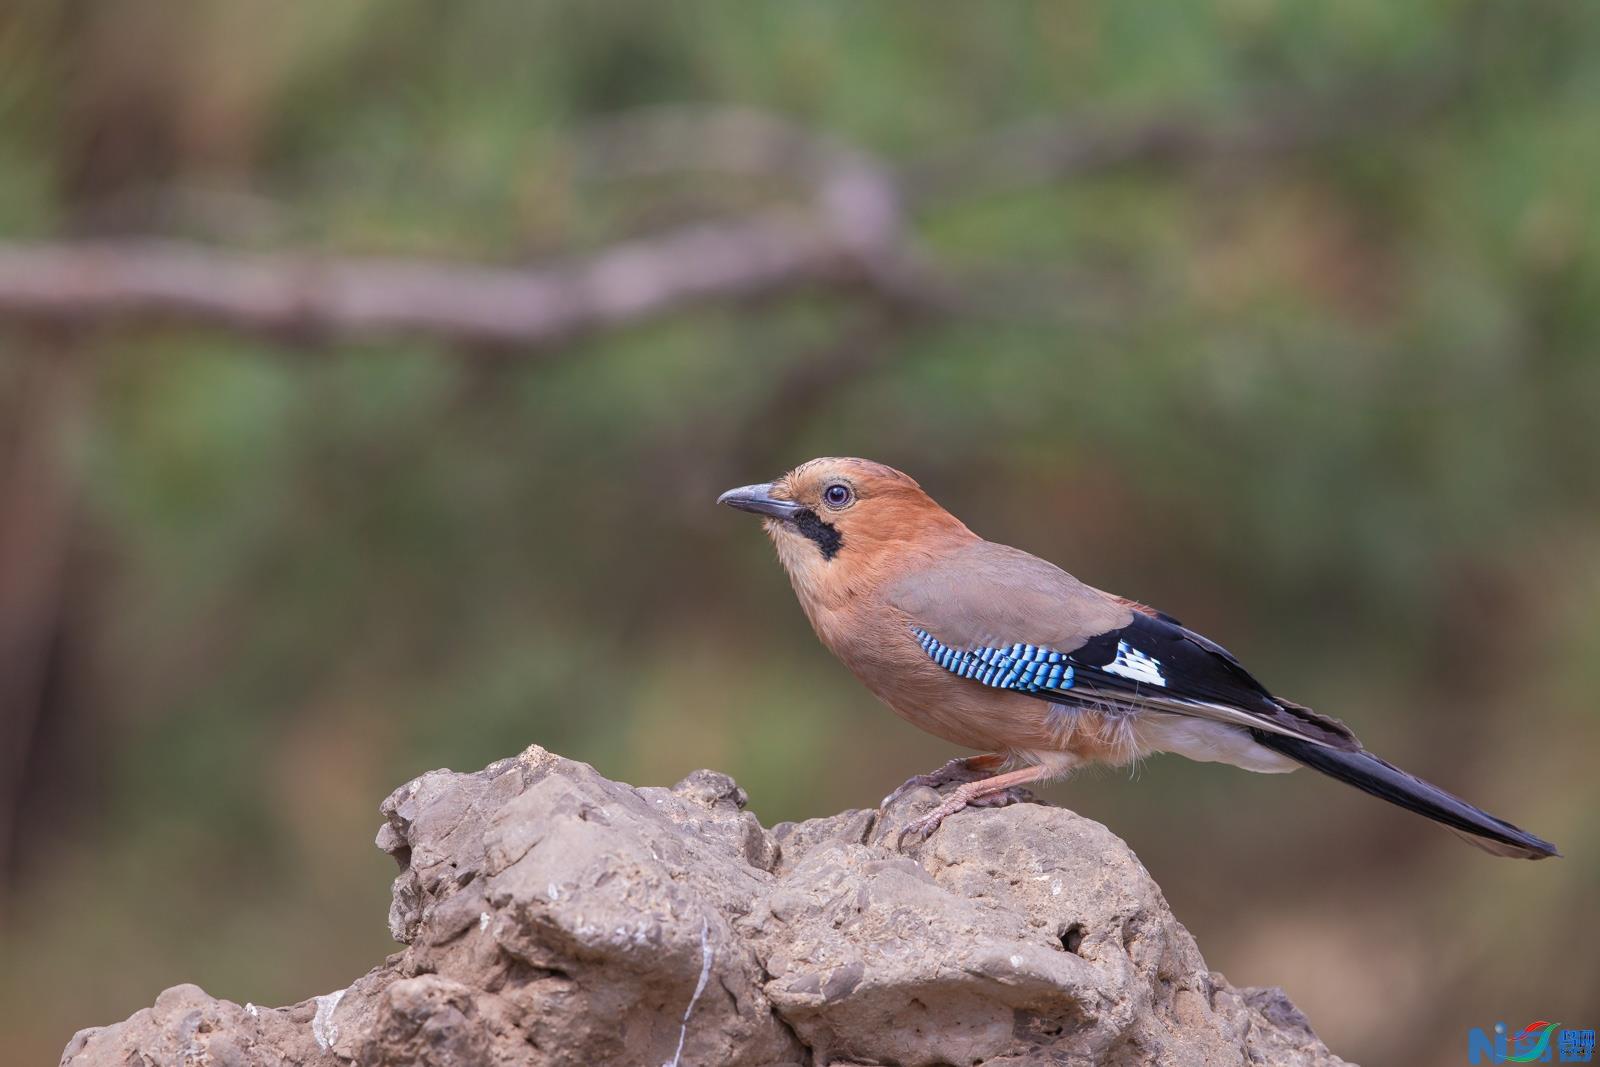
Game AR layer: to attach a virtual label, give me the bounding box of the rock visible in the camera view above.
[61,745,1348,1066]
[60,982,332,1067]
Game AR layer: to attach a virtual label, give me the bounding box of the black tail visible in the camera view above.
[1251,730,1560,860]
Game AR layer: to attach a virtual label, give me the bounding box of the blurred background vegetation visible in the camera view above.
[2,3,1597,1064]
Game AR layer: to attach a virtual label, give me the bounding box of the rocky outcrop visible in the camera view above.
[60,745,1347,1066]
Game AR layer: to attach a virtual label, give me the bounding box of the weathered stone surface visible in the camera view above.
[61,745,1348,1066]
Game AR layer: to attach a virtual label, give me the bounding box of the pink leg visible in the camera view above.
[880,752,1007,808]
[898,763,1054,844]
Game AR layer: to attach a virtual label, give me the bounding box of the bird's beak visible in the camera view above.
[717,482,803,521]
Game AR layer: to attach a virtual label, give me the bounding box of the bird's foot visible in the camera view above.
[897,792,974,846]
[880,754,1004,808]
[896,785,1036,846]
[892,764,1052,848]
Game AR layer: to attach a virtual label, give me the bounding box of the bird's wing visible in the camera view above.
[886,541,1357,750]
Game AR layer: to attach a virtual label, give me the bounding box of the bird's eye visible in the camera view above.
[822,483,853,509]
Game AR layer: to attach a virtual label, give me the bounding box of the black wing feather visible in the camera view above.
[1069,613,1275,709]
[1064,612,1358,750]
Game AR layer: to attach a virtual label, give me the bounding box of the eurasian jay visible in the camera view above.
[720,457,1558,859]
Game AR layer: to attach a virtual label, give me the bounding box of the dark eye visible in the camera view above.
[822,483,853,508]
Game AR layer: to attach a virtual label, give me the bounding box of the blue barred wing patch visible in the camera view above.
[912,628,1075,692]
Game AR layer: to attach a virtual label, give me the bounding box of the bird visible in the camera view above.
[718,457,1559,859]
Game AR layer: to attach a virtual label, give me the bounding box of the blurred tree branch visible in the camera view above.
[0,70,1449,350]
[0,222,940,351]
[902,68,1459,207]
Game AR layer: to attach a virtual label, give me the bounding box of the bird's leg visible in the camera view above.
[898,764,1054,845]
[880,752,1007,808]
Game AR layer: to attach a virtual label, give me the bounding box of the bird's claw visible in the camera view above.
[897,799,964,848]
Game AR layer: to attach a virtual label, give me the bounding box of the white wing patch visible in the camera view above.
[1104,640,1165,687]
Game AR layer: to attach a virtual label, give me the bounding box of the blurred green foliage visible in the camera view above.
[2,3,1597,1065]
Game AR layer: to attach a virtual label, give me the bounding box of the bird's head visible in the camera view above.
[719,457,976,604]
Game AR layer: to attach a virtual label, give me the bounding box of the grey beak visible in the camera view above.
[717,482,803,521]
